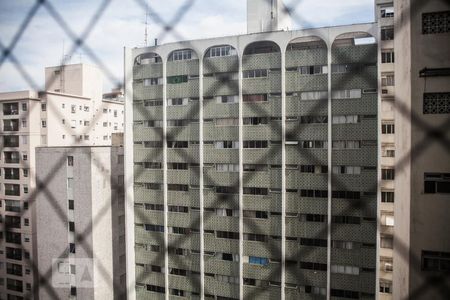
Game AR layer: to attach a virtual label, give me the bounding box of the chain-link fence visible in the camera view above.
[0,0,449,299]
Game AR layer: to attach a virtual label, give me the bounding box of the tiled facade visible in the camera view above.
[126,23,379,300]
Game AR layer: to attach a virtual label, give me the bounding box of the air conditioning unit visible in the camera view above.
[383,262,393,272]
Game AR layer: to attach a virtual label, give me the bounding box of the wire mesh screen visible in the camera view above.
[0,0,449,299]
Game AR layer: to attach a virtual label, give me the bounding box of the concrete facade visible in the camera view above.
[34,146,126,300]
[393,1,450,299]
[125,22,379,300]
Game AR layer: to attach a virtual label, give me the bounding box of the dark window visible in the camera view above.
[300,261,327,271]
[381,191,395,203]
[147,284,165,293]
[382,169,395,180]
[68,200,74,210]
[332,216,361,225]
[243,94,268,102]
[424,173,450,194]
[69,243,76,254]
[67,156,74,166]
[300,238,327,247]
[422,250,450,272]
[381,27,394,40]
[167,75,188,84]
[330,289,360,299]
[69,222,75,232]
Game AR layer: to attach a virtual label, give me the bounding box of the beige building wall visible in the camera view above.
[394,0,450,299]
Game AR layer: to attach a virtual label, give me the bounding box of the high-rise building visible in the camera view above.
[393,1,450,299]
[125,1,379,298]
[34,144,126,300]
[0,63,124,299]
[375,0,396,299]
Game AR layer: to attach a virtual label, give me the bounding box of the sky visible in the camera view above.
[0,0,374,92]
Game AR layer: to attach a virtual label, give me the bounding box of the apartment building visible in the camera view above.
[125,1,379,299]
[34,145,126,300]
[393,1,450,299]
[0,64,124,299]
[375,1,396,299]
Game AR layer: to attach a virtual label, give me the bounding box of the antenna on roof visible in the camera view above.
[144,4,149,47]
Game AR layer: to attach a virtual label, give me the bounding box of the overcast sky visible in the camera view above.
[0,0,374,92]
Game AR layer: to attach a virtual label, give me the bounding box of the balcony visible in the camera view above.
[3,136,19,147]
[4,152,20,164]
[4,168,20,180]
[5,184,20,196]
[3,103,19,115]
[3,119,19,131]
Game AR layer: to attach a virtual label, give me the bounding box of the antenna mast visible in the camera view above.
[144,4,149,47]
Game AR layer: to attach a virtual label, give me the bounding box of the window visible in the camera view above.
[215,118,239,126]
[332,140,361,149]
[300,238,327,247]
[381,27,394,40]
[422,250,450,271]
[380,235,393,249]
[170,49,192,61]
[380,281,392,294]
[381,191,395,203]
[167,98,188,106]
[41,103,47,111]
[300,140,327,149]
[167,141,188,148]
[216,164,239,172]
[143,78,163,86]
[68,222,75,232]
[215,141,239,149]
[381,50,395,63]
[332,240,354,250]
[422,11,450,34]
[299,115,328,124]
[22,103,27,111]
[332,115,359,124]
[382,168,395,180]
[69,243,76,254]
[332,166,361,175]
[216,95,238,104]
[381,7,394,18]
[382,74,395,86]
[331,264,360,275]
[168,184,189,192]
[68,156,74,166]
[243,187,268,195]
[248,256,269,266]
[206,46,234,57]
[330,289,359,299]
[331,89,362,99]
[217,231,239,240]
[423,92,450,114]
[300,261,327,271]
[144,99,163,106]
[300,189,328,198]
[243,140,268,148]
[300,91,328,101]
[145,284,166,294]
[68,200,74,210]
[71,105,76,113]
[167,75,188,84]
[3,102,19,115]
[243,69,268,78]
[167,119,189,127]
[21,119,27,127]
[424,173,450,194]
[145,224,164,232]
[243,94,268,102]
[295,65,328,75]
[41,120,47,128]
[382,123,395,134]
